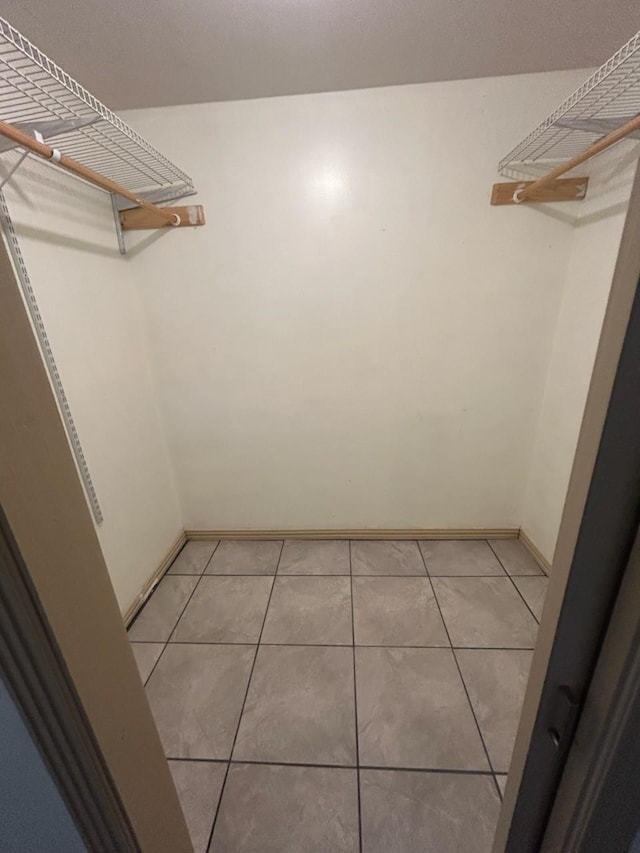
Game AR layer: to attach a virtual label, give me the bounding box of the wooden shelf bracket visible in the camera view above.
[491,177,588,206]
[119,204,206,231]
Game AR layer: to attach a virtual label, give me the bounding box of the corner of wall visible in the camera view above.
[1,156,184,615]
[518,154,637,565]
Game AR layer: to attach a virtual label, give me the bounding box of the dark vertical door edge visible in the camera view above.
[0,503,140,852]
[506,275,640,852]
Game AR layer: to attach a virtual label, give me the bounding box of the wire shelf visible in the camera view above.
[499,30,640,180]
[0,16,194,206]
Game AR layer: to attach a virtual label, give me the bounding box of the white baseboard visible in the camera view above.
[124,526,548,626]
[124,531,187,627]
[519,530,552,576]
[184,527,520,541]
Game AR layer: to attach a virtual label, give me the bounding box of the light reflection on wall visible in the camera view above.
[309,165,349,204]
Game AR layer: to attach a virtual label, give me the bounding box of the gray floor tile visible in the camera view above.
[432,577,538,648]
[210,764,358,853]
[419,540,505,576]
[168,760,226,853]
[351,541,425,576]
[513,576,548,621]
[261,577,352,645]
[146,643,255,759]
[173,576,273,643]
[128,576,198,642]
[489,539,544,576]
[360,769,500,853]
[233,646,356,765]
[456,649,533,772]
[130,642,164,684]
[206,540,282,575]
[355,647,489,770]
[353,577,448,646]
[496,774,508,795]
[278,539,350,575]
[168,541,219,575]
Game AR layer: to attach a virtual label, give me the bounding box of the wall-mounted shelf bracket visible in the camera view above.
[0,147,30,190]
[119,204,206,231]
[0,15,204,255]
[111,193,126,255]
[0,128,49,189]
[491,177,589,206]
[493,30,640,207]
[491,110,640,206]
[111,197,205,253]
[0,118,207,252]
[0,117,101,153]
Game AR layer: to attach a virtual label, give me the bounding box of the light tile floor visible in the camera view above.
[129,537,548,853]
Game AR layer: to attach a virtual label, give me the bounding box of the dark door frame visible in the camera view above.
[506,267,640,851]
[543,525,640,850]
[496,161,640,852]
[0,501,138,851]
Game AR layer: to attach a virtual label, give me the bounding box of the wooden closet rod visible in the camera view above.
[0,119,180,225]
[513,112,640,203]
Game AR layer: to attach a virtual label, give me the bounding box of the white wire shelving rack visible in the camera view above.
[0,16,195,206]
[0,17,200,525]
[499,30,640,181]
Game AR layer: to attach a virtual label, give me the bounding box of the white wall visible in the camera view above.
[124,70,588,531]
[2,69,630,602]
[1,157,183,613]
[520,153,636,562]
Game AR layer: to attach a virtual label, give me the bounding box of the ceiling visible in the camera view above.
[2,1,640,110]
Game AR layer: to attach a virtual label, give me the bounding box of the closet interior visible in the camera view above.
[1,13,640,852]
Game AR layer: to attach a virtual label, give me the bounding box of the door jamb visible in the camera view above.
[542,526,640,849]
[494,162,640,852]
[0,216,192,852]
[0,503,138,851]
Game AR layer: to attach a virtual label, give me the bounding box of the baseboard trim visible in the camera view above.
[185,528,520,541]
[519,529,552,576]
[123,531,187,627]
[122,527,547,625]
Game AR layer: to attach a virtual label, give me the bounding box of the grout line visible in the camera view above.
[138,542,224,690]
[165,572,214,577]
[165,541,222,644]
[356,764,498,776]
[493,772,504,801]
[166,639,353,647]
[199,540,219,574]
[419,539,511,578]
[205,540,284,852]
[127,540,219,632]
[152,571,544,579]
[487,541,542,626]
[141,640,168,687]
[205,760,230,846]
[165,755,500,775]
[132,639,535,651]
[349,540,363,853]
[448,649,498,775]
[418,542,497,776]
[127,540,215,630]
[417,540,433,577]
